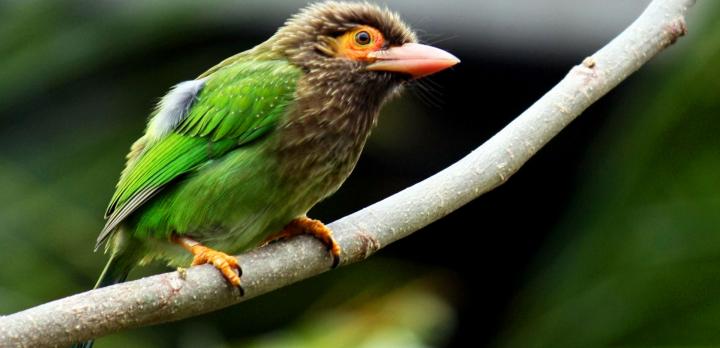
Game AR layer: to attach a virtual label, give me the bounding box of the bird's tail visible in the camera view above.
[71,250,136,348]
[93,250,134,288]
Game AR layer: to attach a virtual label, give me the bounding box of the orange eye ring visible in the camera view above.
[336,25,385,61]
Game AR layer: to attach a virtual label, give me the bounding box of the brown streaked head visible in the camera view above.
[269,1,459,84]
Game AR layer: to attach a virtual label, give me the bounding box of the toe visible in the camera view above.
[221,266,242,287]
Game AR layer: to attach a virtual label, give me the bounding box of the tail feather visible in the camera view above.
[94,252,132,288]
[71,340,97,348]
[71,252,135,348]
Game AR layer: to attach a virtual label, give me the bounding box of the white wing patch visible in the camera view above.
[147,78,206,140]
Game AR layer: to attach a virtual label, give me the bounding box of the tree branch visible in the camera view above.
[0,0,695,346]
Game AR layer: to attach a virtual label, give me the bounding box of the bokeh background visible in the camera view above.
[1,0,718,347]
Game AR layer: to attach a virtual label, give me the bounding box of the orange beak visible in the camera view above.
[367,43,460,79]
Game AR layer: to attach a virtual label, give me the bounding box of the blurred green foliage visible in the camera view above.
[242,278,455,348]
[495,3,720,347]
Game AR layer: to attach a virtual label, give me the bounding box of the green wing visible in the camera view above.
[97,60,301,248]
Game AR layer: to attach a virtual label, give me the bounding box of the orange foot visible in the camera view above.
[265,217,342,268]
[172,235,244,294]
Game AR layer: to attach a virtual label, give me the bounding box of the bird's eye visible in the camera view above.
[354,31,372,46]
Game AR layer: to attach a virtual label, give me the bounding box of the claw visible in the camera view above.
[266,217,342,268]
[173,235,244,294]
[191,245,242,286]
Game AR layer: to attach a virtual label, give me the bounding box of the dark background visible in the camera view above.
[1,1,719,347]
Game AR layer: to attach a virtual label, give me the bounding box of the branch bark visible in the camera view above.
[0,0,695,346]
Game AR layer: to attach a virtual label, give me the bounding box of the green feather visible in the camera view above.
[97,60,301,248]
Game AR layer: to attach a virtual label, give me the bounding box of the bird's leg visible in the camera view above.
[264,217,342,268]
[172,235,243,292]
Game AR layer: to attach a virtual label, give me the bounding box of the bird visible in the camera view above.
[73,1,457,346]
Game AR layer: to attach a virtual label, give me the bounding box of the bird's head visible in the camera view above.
[267,1,459,88]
